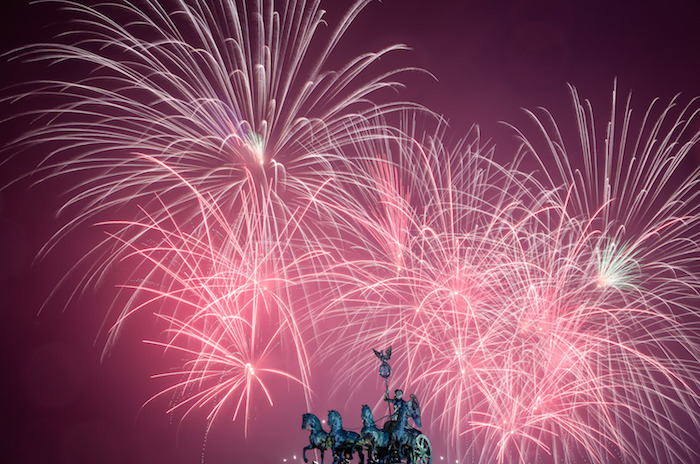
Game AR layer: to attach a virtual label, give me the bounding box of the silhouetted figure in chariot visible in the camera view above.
[384,388,421,428]
[382,388,422,462]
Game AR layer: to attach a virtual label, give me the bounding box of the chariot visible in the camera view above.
[302,348,433,464]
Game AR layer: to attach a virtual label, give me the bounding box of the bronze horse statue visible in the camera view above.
[302,413,331,464]
[304,395,427,464]
[360,405,390,464]
[328,410,365,464]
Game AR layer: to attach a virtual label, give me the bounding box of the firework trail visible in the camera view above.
[3,0,421,311]
[1,0,422,442]
[495,86,700,463]
[320,89,700,463]
[101,156,332,435]
[4,0,700,463]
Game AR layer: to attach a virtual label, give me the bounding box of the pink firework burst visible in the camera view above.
[5,0,421,260]
[101,155,334,435]
[3,0,700,463]
[315,89,700,463]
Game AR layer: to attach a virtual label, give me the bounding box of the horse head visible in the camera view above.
[361,405,374,425]
[302,412,320,431]
[328,409,341,431]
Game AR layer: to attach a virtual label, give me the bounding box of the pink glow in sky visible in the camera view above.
[1,1,700,464]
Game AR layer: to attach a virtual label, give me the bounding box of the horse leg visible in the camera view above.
[303,445,310,463]
[331,444,341,464]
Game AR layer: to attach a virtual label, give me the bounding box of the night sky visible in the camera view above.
[1,1,700,464]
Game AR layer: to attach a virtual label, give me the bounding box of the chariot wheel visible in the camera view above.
[412,434,432,464]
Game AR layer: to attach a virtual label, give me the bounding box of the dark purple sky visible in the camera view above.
[1,1,699,464]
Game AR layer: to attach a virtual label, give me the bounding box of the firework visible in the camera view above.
[100,155,337,435]
[2,0,423,442]
[319,87,700,463]
[5,0,700,463]
[4,0,422,293]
